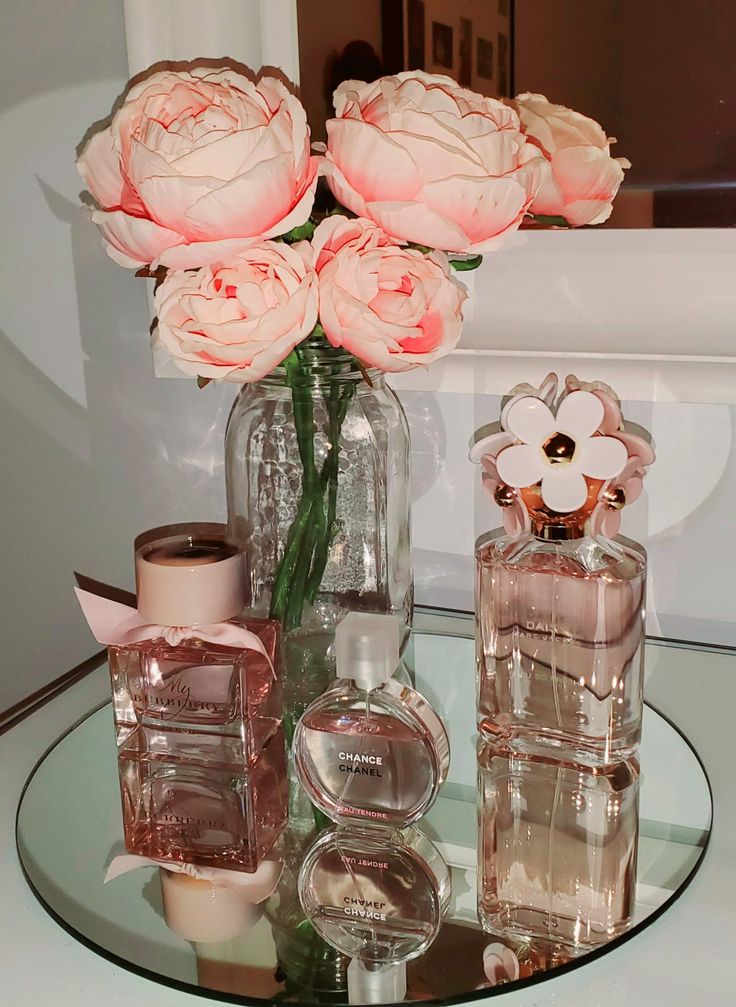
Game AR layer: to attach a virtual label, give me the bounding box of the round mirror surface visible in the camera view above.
[16,618,711,1004]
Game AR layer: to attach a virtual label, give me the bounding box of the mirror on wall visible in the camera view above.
[296,0,736,228]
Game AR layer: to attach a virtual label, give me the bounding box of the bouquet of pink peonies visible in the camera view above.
[77,64,629,630]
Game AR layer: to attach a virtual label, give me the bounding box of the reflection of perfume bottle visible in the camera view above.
[477,736,640,951]
[298,825,451,966]
[293,613,450,828]
[103,524,287,871]
[471,380,654,766]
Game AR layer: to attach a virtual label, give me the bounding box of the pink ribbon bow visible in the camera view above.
[105,854,282,900]
[75,587,269,658]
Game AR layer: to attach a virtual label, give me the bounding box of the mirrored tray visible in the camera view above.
[16,612,712,1004]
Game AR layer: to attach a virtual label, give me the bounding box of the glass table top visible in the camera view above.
[16,611,712,1004]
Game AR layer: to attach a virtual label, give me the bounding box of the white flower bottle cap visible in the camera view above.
[347,960,407,1005]
[134,523,246,627]
[335,612,400,691]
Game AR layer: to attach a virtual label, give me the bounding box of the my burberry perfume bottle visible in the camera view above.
[96,524,287,871]
[293,613,450,828]
[471,377,654,765]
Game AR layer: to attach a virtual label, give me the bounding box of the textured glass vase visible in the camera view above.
[225,339,413,734]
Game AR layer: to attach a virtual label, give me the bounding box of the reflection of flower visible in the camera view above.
[482,943,520,986]
[496,390,628,513]
[514,92,630,226]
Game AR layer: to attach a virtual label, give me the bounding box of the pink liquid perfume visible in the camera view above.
[471,379,654,766]
[104,524,288,872]
[293,613,450,829]
[477,735,639,951]
[476,533,646,765]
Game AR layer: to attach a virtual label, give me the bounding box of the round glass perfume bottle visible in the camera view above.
[298,825,451,965]
[292,613,450,829]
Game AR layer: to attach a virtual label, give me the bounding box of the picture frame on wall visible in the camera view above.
[381,0,514,99]
[477,37,493,80]
[407,0,425,70]
[458,16,472,86]
[431,21,453,70]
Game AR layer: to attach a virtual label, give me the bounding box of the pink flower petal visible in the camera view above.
[419,173,531,251]
[496,443,545,488]
[183,153,295,239]
[469,430,514,463]
[556,390,604,439]
[541,469,588,512]
[91,208,185,268]
[77,126,125,208]
[326,117,420,202]
[153,237,261,269]
[364,199,470,251]
[261,157,319,238]
[502,396,556,445]
[578,435,628,479]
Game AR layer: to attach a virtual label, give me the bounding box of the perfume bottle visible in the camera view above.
[471,378,654,765]
[96,523,288,871]
[293,613,450,828]
[298,825,451,966]
[477,735,640,951]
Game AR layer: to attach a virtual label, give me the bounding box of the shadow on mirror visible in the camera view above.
[296,0,736,227]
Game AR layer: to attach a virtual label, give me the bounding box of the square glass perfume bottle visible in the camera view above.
[477,735,639,951]
[471,379,654,766]
[104,524,287,872]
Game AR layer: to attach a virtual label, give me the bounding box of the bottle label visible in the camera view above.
[337,750,384,777]
[127,662,236,723]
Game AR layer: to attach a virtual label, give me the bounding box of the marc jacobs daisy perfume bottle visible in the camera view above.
[78,523,288,872]
[477,733,640,951]
[292,613,450,829]
[471,375,654,766]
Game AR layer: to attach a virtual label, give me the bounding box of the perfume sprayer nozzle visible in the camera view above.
[335,612,400,691]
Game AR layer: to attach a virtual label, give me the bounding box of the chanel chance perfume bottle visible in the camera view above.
[298,825,451,966]
[477,735,640,951]
[471,376,654,766]
[86,524,288,871]
[293,613,450,828]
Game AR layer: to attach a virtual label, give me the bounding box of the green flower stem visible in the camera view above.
[305,381,354,604]
[269,342,358,631]
[283,494,323,632]
[269,352,322,625]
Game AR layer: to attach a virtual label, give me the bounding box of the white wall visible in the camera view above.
[0,0,236,712]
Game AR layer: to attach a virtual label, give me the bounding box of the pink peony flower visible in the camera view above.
[153,241,318,382]
[312,215,466,372]
[514,93,630,227]
[77,66,320,270]
[324,72,545,254]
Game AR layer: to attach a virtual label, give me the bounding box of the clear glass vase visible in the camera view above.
[225,338,413,742]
